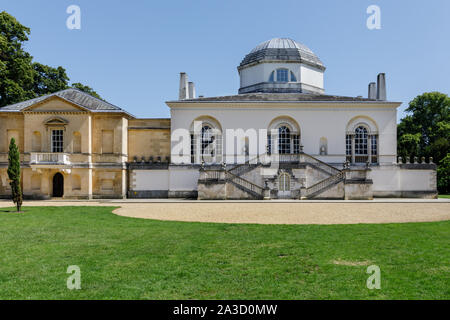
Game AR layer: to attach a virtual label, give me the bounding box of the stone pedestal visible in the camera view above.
[343,168,373,200]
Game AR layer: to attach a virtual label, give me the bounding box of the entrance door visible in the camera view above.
[278,173,291,198]
[52,173,64,197]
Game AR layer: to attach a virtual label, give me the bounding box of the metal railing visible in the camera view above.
[226,171,264,196]
[305,171,345,198]
[228,155,261,176]
[301,153,341,175]
[200,170,224,181]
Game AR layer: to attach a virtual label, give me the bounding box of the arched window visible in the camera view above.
[268,117,301,156]
[345,117,379,164]
[201,125,215,158]
[354,126,368,161]
[278,126,291,154]
[190,117,223,164]
[276,69,289,82]
[290,71,297,82]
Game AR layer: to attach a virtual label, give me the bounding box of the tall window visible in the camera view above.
[267,134,272,154]
[190,134,195,163]
[201,126,214,157]
[293,135,300,154]
[354,126,368,155]
[346,134,352,162]
[371,135,378,163]
[276,69,288,82]
[51,130,64,153]
[278,126,291,154]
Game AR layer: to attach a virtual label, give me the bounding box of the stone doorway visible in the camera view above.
[52,172,64,197]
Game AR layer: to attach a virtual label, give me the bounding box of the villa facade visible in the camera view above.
[0,38,437,200]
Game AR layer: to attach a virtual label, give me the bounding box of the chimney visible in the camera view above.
[376,73,386,100]
[368,82,376,99]
[188,82,196,99]
[178,72,188,100]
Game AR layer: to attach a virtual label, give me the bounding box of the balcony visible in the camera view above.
[30,153,71,166]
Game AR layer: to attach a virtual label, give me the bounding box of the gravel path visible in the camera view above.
[2,200,449,225]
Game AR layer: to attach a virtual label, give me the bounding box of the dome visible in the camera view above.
[239,38,325,71]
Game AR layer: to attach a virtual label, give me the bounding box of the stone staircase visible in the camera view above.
[199,153,345,200]
[225,156,265,199]
[304,171,345,199]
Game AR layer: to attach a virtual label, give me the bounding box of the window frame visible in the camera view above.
[51,129,64,153]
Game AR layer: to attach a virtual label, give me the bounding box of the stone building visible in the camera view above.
[0,38,437,200]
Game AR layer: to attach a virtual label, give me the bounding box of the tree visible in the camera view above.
[437,154,450,194]
[7,138,22,212]
[397,92,450,193]
[0,11,35,107]
[32,62,69,96]
[71,82,102,99]
[0,11,101,106]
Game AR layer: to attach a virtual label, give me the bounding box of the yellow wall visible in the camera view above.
[0,96,135,199]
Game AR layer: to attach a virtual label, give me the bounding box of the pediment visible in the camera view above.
[44,116,69,126]
[23,96,89,113]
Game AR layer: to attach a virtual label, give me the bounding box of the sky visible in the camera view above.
[1,0,449,120]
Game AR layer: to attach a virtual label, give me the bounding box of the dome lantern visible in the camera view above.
[238,38,325,94]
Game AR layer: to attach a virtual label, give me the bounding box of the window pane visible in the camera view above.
[354,126,368,155]
[290,71,297,82]
[268,71,275,82]
[278,126,291,154]
[293,135,300,154]
[276,69,288,82]
[51,130,64,153]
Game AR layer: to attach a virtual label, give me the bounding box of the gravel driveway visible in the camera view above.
[3,199,447,225]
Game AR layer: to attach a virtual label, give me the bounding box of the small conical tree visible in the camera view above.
[7,138,22,212]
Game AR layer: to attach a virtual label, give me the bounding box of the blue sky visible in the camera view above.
[2,0,449,120]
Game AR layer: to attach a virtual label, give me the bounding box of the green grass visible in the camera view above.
[439,194,450,199]
[0,206,449,300]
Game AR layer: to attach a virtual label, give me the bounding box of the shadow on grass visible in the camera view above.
[0,208,26,213]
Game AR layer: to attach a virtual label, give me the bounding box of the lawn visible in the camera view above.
[439,195,450,199]
[0,206,448,299]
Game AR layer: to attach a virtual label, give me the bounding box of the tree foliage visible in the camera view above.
[397,92,450,193]
[0,11,100,107]
[71,82,102,99]
[7,138,22,211]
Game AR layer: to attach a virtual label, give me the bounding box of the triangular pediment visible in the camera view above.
[44,116,69,126]
[23,96,89,113]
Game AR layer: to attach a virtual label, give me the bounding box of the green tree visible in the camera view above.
[397,92,450,193]
[32,62,69,96]
[437,154,450,194]
[0,11,35,107]
[7,138,22,212]
[0,11,101,106]
[71,82,102,99]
